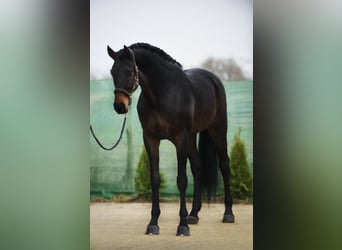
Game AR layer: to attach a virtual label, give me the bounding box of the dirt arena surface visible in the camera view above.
[90,202,252,250]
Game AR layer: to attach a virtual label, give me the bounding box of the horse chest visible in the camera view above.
[141,112,178,140]
[137,94,190,140]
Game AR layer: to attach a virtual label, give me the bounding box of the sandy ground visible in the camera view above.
[90,203,253,250]
[90,202,252,250]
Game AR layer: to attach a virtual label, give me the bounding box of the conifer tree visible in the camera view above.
[230,128,253,199]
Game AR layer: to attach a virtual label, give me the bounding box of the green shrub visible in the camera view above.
[134,146,166,200]
[230,128,253,199]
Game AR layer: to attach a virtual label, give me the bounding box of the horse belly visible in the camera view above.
[192,108,216,133]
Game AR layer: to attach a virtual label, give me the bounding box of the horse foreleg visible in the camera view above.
[175,133,190,236]
[143,134,161,235]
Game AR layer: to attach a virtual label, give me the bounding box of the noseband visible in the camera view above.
[114,48,139,105]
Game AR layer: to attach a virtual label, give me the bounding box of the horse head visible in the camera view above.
[107,45,139,114]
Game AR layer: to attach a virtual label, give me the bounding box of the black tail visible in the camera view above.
[199,129,218,201]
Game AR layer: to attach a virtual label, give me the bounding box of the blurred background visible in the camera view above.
[90,0,253,80]
[1,0,342,249]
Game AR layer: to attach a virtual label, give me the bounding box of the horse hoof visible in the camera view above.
[222,214,235,223]
[176,225,190,236]
[186,215,199,224]
[145,225,160,235]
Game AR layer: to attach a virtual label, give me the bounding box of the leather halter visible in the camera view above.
[114,48,139,105]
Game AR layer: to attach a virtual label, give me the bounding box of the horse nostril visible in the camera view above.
[114,103,127,114]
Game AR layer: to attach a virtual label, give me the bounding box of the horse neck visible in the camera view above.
[134,50,180,103]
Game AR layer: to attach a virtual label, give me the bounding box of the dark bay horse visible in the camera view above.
[107,43,234,236]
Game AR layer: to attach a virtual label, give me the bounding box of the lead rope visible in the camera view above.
[91,46,138,150]
[90,113,127,150]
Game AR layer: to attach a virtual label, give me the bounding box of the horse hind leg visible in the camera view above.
[187,133,201,224]
[208,128,235,223]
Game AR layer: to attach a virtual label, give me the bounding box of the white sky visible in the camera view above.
[90,0,253,79]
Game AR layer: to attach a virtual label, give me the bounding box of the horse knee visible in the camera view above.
[150,173,160,190]
[177,175,188,191]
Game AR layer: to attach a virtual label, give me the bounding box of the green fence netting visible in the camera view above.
[90,79,253,198]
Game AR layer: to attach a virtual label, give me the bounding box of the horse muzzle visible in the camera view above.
[113,102,128,114]
[113,93,129,114]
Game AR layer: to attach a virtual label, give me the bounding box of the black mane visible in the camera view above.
[129,42,182,68]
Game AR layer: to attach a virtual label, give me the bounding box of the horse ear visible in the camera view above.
[107,45,117,60]
[123,45,132,58]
